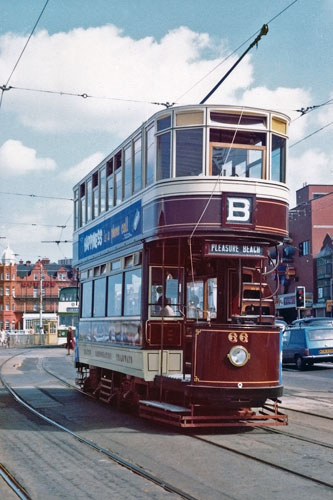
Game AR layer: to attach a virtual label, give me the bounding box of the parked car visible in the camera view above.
[282,323,333,370]
[275,319,287,334]
[291,317,333,327]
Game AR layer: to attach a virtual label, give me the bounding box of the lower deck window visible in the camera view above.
[124,269,142,316]
[81,281,92,318]
[107,273,123,316]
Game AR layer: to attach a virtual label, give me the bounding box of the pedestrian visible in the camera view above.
[66,327,74,355]
[0,329,6,347]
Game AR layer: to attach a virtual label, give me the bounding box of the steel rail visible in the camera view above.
[190,435,333,490]
[41,361,333,450]
[0,357,199,500]
[42,359,333,488]
[0,463,32,500]
[255,425,333,449]
[266,402,333,421]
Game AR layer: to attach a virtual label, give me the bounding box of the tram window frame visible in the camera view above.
[87,178,92,222]
[106,158,114,210]
[93,277,107,317]
[107,272,123,316]
[100,166,106,214]
[156,131,171,181]
[74,188,79,230]
[145,124,156,186]
[210,141,266,179]
[124,268,142,316]
[114,151,123,205]
[271,134,286,183]
[81,281,93,318]
[149,266,183,319]
[157,115,171,132]
[79,183,86,227]
[133,134,142,193]
[124,143,133,199]
[92,171,99,219]
[210,112,267,130]
[176,128,204,177]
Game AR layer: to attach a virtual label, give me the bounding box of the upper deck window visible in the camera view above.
[106,159,113,210]
[114,151,122,205]
[210,129,266,178]
[133,136,142,193]
[87,178,92,222]
[74,188,79,230]
[176,128,203,177]
[145,125,155,186]
[271,135,286,183]
[80,183,86,226]
[124,144,132,199]
[210,112,266,129]
[156,132,171,180]
[157,115,171,131]
[100,166,106,214]
[176,111,204,126]
[92,171,99,218]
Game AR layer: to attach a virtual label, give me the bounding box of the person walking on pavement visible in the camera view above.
[66,327,75,355]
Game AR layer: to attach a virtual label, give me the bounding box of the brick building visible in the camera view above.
[275,184,333,321]
[0,244,78,331]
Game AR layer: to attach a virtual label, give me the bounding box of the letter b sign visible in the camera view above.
[226,197,252,224]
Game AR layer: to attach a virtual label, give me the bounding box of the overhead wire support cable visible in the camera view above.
[200,24,269,104]
[0,191,73,201]
[177,0,298,103]
[0,84,175,108]
[289,121,333,148]
[0,0,50,111]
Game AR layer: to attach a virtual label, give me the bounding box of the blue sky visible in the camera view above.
[0,0,332,262]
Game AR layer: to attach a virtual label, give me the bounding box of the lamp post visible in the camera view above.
[39,265,43,334]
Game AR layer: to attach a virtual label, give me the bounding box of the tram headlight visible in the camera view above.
[227,346,250,367]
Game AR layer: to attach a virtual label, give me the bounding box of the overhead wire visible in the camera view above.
[0,191,73,201]
[0,0,51,111]
[0,219,71,229]
[175,0,299,102]
[289,122,333,148]
[0,85,173,108]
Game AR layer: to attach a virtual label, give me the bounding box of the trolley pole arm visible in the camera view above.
[200,24,269,104]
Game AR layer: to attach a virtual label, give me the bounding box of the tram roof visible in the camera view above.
[73,103,290,189]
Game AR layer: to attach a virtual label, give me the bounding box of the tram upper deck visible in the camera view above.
[73,104,289,267]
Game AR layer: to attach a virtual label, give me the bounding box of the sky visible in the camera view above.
[0,0,332,263]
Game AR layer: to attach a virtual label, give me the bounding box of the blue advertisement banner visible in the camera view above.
[78,200,142,260]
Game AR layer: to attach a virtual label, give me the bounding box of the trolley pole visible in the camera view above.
[200,24,269,104]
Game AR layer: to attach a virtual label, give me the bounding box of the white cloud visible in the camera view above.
[62,152,106,184]
[0,25,252,136]
[0,139,57,174]
[287,148,333,207]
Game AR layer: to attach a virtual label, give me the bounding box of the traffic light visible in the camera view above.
[295,286,305,308]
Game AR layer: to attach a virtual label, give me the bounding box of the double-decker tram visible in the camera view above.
[73,104,289,427]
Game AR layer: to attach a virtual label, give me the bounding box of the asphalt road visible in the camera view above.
[0,348,332,500]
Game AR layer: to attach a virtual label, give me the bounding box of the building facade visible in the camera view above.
[0,245,78,331]
[275,184,333,321]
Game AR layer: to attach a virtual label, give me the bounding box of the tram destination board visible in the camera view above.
[204,241,266,258]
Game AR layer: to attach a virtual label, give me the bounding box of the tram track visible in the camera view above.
[40,357,333,491]
[0,463,32,500]
[0,355,200,500]
[2,352,333,497]
[189,434,333,490]
[41,359,333,451]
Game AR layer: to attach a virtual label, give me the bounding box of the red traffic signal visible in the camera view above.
[295,286,305,308]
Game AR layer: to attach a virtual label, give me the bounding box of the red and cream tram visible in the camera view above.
[73,104,289,427]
